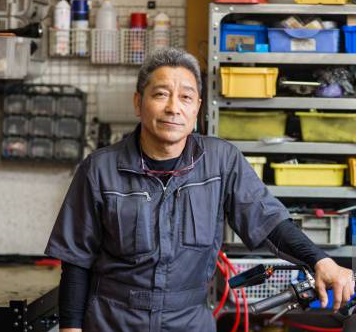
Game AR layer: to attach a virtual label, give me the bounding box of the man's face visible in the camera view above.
[134,66,201,148]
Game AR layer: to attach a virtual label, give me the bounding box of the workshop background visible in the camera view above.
[0,0,355,331]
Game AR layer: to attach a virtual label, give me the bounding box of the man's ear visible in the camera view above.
[133,92,141,117]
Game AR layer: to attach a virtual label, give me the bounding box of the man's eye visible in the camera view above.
[154,92,168,98]
[182,95,193,102]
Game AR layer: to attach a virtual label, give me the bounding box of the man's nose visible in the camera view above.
[165,96,181,114]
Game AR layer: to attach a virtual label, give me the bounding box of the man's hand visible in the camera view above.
[314,257,355,312]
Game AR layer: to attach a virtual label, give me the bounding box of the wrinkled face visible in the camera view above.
[134,66,201,149]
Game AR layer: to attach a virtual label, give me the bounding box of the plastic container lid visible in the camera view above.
[130,13,147,28]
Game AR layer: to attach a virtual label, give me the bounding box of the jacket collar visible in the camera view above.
[116,124,204,174]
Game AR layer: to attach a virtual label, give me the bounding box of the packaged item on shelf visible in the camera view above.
[218,111,287,140]
[214,0,267,3]
[296,111,356,143]
[342,25,356,53]
[270,162,347,186]
[267,28,340,53]
[220,23,267,52]
[95,0,117,30]
[53,0,71,56]
[220,67,278,98]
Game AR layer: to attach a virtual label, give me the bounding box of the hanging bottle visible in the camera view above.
[95,0,118,63]
[71,0,89,56]
[53,0,71,56]
[153,12,170,50]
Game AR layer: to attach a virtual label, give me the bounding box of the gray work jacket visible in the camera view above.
[45,127,290,332]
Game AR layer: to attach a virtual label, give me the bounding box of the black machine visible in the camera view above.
[229,264,356,329]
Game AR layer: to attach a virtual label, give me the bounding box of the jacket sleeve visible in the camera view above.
[44,156,103,269]
[223,147,290,250]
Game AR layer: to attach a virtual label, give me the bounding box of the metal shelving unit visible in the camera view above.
[207,2,356,255]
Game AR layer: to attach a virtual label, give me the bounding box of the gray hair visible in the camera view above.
[136,47,202,97]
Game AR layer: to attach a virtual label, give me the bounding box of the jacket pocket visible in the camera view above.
[103,190,153,258]
[177,177,221,249]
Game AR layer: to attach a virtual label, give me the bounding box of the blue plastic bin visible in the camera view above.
[220,24,267,52]
[268,28,340,53]
[342,25,356,53]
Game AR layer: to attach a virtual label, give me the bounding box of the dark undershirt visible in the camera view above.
[58,157,328,328]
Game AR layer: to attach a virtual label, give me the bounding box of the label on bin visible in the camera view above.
[226,34,255,51]
[291,38,316,51]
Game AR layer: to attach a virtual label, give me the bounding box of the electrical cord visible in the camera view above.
[214,250,249,332]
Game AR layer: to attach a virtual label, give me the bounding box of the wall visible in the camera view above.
[0,0,187,255]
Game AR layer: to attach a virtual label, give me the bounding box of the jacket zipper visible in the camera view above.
[103,190,152,201]
[176,176,221,197]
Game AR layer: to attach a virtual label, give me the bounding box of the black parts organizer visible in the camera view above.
[1,84,86,163]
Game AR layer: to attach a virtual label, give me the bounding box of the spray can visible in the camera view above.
[53,0,71,56]
[71,0,89,56]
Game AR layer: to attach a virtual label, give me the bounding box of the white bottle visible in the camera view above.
[153,12,170,50]
[53,0,71,56]
[95,0,117,30]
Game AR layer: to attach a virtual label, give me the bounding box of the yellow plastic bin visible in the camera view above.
[220,67,278,98]
[246,156,267,180]
[270,163,347,186]
[348,158,356,187]
[296,112,356,143]
[218,111,287,140]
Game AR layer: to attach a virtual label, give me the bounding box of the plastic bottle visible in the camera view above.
[94,0,118,63]
[53,0,71,55]
[153,12,170,50]
[71,0,89,56]
[95,0,117,30]
[130,13,147,64]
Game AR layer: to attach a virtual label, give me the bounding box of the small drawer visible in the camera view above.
[55,118,82,138]
[30,95,56,116]
[57,96,85,118]
[4,95,27,114]
[29,138,53,159]
[29,117,54,137]
[55,139,81,160]
[2,137,28,158]
[3,116,28,136]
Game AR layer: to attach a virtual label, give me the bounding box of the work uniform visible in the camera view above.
[45,126,290,332]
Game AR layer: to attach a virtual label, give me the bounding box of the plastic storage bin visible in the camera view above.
[215,0,267,3]
[218,111,287,140]
[270,163,347,186]
[296,112,356,143]
[246,156,267,180]
[220,67,278,98]
[342,25,356,53]
[267,28,340,53]
[57,96,85,117]
[291,213,349,246]
[0,36,30,79]
[294,0,347,3]
[55,139,81,160]
[220,24,267,52]
[348,158,355,187]
[29,138,54,159]
[55,118,82,138]
[30,95,56,116]
[29,117,54,137]
[3,116,28,136]
[4,95,27,114]
[2,137,28,158]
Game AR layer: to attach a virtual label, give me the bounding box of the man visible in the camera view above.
[45,48,354,332]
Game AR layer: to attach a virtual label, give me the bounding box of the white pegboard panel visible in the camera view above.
[0,166,72,255]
